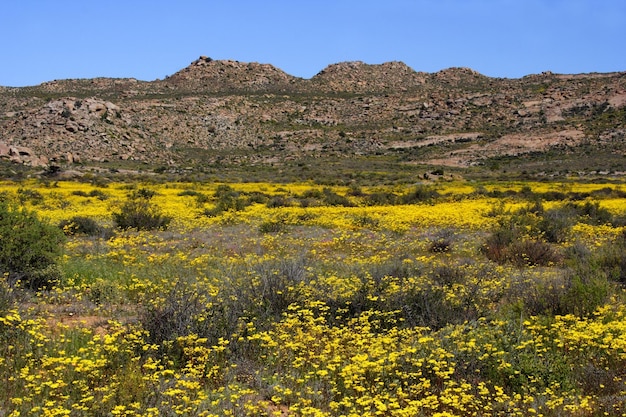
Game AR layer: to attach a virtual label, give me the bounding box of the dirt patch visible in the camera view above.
[47,314,110,336]
[609,92,626,108]
[36,303,138,336]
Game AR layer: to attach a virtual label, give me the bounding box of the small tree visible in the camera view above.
[0,201,65,288]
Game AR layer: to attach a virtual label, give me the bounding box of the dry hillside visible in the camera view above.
[1,56,625,179]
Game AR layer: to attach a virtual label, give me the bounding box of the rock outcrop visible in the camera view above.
[1,97,171,165]
[0,142,47,166]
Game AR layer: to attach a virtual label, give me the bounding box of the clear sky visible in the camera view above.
[1,0,625,87]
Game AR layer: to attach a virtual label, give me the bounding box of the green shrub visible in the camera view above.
[16,188,44,205]
[429,229,455,253]
[397,283,472,329]
[203,185,257,215]
[364,191,398,206]
[537,207,576,243]
[299,188,324,199]
[296,189,323,207]
[506,272,570,316]
[299,197,322,208]
[266,195,293,208]
[177,189,210,205]
[71,189,109,200]
[351,214,380,229]
[322,188,353,207]
[506,239,562,267]
[177,189,203,198]
[0,201,65,289]
[58,216,105,236]
[483,222,561,267]
[259,219,287,234]
[141,278,215,347]
[132,187,157,199]
[564,201,613,225]
[86,278,123,305]
[430,264,465,287]
[202,206,223,218]
[346,185,365,197]
[142,257,308,352]
[401,185,439,204]
[482,223,518,264]
[248,257,306,319]
[245,191,270,205]
[112,190,171,231]
[562,271,611,318]
[593,230,626,284]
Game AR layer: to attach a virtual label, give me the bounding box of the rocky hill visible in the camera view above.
[1,56,625,180]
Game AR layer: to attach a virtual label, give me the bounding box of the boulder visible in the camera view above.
[87,101,107,114]
[9,146,34,157]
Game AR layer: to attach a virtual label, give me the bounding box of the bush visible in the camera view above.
[112,190,171,231]
[248,257,306,319]
[0,201,65,288]
[482,223,518,264]
[299,188,324,199]
[562,270,612,318]
[351,214,380,229]
[58,216,105,236]
[401,185,439,204]
[567,201,613,225]
[397,283,472,329]
[177,189,210,206]
[266,195,293,208]
[364,192,398,206]
[537,207,576,243]
[507,239,562,267]
[429,229,455,253]
[593,230,626,284]
[322,188,353,207]
[141,278,216,347]
[507,272,570,316]
[430,264,465,287]
[346,185,365,197]
[483,222,561,267]
[16,188,44,205]
[201,185,267,216]
[71,189,109,200]
[259,219,287,234]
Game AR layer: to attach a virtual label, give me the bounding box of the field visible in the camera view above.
[1,177,626,416]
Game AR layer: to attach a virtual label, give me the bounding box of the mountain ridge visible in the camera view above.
[6,57,625,89]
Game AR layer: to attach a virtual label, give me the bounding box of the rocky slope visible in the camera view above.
[1,56,625,177]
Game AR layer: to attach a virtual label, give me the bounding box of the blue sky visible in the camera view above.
[1,0,625,86]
